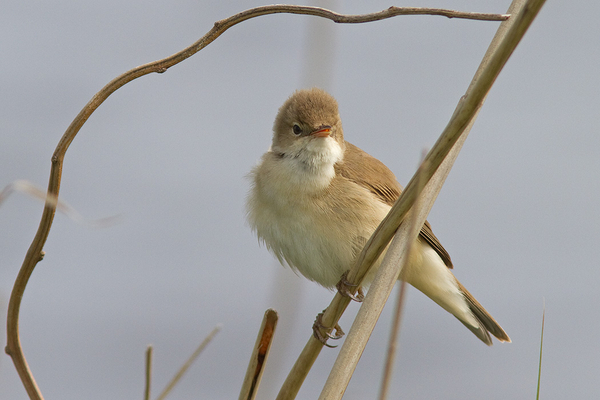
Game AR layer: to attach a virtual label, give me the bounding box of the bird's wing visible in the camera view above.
[336,142,402,205]
[419,220,453,268]
[336,141,453,268]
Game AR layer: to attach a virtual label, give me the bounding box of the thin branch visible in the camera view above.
[214,5,509,27]
[144,346,153,400]
[5,4,510,399]
[279,0,547,398]
[238,309,279,400]
[154,325,221,400]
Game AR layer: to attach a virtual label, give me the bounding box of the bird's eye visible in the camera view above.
[292,124,303,135]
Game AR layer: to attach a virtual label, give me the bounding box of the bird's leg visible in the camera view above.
[313,310,345,348]
[336,271,365,302]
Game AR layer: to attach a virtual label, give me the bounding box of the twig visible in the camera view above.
[5,4,510,399]
[154,325,221,400]
[213,5,509,27]
[238,309,279,400]
[144,346,153,400]
[279,0,547,399]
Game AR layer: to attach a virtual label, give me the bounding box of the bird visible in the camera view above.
[246,88,510,345]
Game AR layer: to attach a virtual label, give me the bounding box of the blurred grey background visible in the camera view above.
[1,0,598,399]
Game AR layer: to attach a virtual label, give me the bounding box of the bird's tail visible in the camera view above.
[454,278,511,345]
[400,241,510,345]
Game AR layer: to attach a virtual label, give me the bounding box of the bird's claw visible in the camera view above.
[336,272,365,302]
[313,310,345,348]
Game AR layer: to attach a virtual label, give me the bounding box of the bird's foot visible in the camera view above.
[336,271,365,302]
[313,310,345,348]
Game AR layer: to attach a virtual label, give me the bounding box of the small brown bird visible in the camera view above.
[246,88,510,345]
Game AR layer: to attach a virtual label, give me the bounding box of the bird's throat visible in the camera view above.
[279,137,344,191]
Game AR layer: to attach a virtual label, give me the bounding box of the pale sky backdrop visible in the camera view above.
[1,1,599,399]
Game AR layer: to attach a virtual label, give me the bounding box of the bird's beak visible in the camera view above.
[311,126,331,138]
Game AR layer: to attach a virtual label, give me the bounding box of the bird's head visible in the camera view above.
[271,88,345,159]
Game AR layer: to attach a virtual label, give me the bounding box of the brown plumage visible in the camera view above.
[247,88,510,345]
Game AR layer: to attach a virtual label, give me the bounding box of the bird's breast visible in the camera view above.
[247,152,391,287]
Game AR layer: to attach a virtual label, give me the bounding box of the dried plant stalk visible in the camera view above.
[144,346,153,400]
[238,309,279,400]
[378,153,426,400]
[322,161,428,400]
[154,325,221,400]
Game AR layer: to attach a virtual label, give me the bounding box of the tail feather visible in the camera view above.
[457,319,492,345]
[455,279,511,344]
[402,240,510,345]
